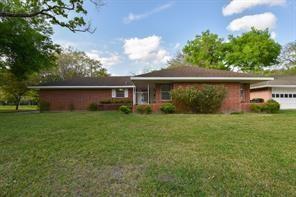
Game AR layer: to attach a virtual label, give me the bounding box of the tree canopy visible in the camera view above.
[179,28,282,72]
[0,0,103,33]
[225,28,281,72]
[182,30,227,70]
[279,41,296,69]
[0,18,59,80]
[41,48,109,82]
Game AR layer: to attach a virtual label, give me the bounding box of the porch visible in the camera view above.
[132,81,172,108]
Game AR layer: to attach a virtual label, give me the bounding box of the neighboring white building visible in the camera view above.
[251,76,296,109]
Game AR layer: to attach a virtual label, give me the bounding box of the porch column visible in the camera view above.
[133,86,136,105]
[147,83,150,104]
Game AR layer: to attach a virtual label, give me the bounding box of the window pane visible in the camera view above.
[285,94,288,98]
[161,91,171,100]
[116,89,125,98]
[276,94,279,98]
[293,94,296,98]
[280,94,284,98]
[289,94,293,98]
[272,94,275,98]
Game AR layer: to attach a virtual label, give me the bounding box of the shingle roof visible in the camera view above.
[40,76,134,87]
[251,75,296,89]
[135,66,259,78]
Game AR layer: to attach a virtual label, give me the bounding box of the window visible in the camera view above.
[240,84,247,102]
[280,94,284,98]
[160,84,172,100]
[285,94,288,98]
[272,94,275,98]
[293,94,296,98]
[289,94,293,98]
[112,89,128,98]
[276,94,279,98]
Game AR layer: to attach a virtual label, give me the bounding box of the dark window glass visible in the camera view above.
[285,94,288,98]
[293,94,296,98]
[116,89,125,98]
[272,94,275,98]
[289,94,293,98]
[280,94,284,98]
[276,94,279,98]
[160,84,172,100]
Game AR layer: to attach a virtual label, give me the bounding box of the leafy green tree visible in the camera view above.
[182,30,227,69]
[0,72,39,110]
[0,18,59,79]
[279,41,296,69]
[41,48,109,82]
[225,28,281,72]
[0,0,103,32]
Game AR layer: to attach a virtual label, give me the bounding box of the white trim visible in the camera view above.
[130,77,274,81]
[28,85,135,89]
[251,85,296,90]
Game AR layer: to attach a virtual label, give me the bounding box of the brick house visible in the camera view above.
[31,67,273,112]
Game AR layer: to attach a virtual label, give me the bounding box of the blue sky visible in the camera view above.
[53,0,296,75]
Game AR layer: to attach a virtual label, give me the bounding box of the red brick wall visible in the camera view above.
[40,89,133,111]
[152,82,250,113]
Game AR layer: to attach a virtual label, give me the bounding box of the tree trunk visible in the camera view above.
[15,98,21,111]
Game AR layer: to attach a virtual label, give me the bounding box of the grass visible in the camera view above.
[0,111,295,196]
[0,105,38,112]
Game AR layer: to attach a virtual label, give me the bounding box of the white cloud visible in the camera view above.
[123,35,171,64]
[227,12,277,32]
[123,2,174,24]
[223,0,286,16]
[86,50,121,67]
[271,31,277,39]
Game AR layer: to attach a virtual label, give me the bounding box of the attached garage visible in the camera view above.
[251,76,296,110]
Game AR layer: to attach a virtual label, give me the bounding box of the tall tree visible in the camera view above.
[182,30,227,70]
[0,18,59,79]
[0,0,103,33]
[41,48,109,82]
[279,41,296,69]
[225,28,281,72]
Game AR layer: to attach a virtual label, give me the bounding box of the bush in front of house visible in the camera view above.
[87,103,98,111]
[160,103,176,114]
[100,98,132,104]
[250,99,280,113]
[136,105,152,114]
[119,105,131,114]
[171,85,227,113]
[39,101,50,112]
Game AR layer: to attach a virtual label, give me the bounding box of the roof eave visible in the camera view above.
[251,85,296,90]
[28,85,135,89]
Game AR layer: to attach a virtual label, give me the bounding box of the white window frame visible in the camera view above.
[112,89,128,98]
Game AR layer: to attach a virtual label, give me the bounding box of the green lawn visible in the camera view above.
[0,112,295,196]
[0,105,38,112]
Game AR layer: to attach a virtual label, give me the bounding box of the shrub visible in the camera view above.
[250,99,280,114]
[263,99,280,113]
[160,103,176,114]
[250,103,262,113]
[87,103,98,111]
[171,85,227,113]
[39,101,50,112]
[100,98,132,104]
[136,105,152,114]
[119,105,131,114]
[69,103,75,111]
